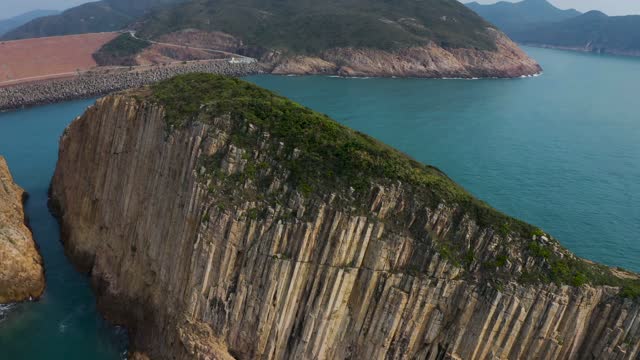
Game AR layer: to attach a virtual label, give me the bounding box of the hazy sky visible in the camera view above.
[467,0,640,16]
[0,0,86,19]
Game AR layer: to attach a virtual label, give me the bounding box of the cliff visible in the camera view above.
[50,74,640,359]
[0,156,45,304]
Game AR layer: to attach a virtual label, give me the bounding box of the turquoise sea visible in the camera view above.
[0,46,638,357]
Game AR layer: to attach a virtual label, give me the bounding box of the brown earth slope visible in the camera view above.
[0,32,118,86]
[0,156,45,304]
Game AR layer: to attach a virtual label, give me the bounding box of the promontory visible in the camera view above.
[0,156,45,304]
[132,0,542,78]
[50,74,639,359]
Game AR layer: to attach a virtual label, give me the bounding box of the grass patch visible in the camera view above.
[524,241,640,298]
[93,33,151,66]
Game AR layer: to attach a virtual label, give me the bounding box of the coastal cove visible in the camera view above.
[0,45,638,358]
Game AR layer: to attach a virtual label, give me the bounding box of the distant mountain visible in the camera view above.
[0,9,59,36]
[514,11,640,56]
[1,0,185,40]
[467,0,640,57]
[466,0,581,34]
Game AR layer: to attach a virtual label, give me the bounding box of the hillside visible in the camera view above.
[0,10,59,36]
[466,0,581,35]
[129,0,541,77]
[50,74,640,359]
[1,0,185,41]
[515,11,640,56]
[92,32,151,66]
[138,0,498,52]
[466,0,640,57]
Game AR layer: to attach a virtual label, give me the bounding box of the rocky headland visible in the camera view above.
[0,60,259,111]
[140,29,541,79]
[50,74,639,359]
[0,156,45,304]
[134,0,542,79]
[266,30,541,78]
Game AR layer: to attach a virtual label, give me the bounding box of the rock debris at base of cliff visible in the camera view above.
[50,75,639,359]
[0,156,45,304]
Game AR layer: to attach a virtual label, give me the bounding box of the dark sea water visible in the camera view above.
[0,100,128,359]
[0,46,638,358]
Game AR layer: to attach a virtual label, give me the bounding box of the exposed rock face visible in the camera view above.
[270,30,541,78]
[0,156,45,304]
[156,29,541,78]
[50,80,639,360]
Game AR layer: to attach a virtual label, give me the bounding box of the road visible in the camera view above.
[128,31,257,63]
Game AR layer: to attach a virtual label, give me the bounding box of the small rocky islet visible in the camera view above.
[0,156,45,305]
[48,74,640,359]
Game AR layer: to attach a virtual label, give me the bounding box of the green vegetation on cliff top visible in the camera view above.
[149,74,640,298]
[138,0,498,53]
[152,73,533,233]
[93,33,151,66]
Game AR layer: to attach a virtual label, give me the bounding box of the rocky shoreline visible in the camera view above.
[0,156,45,304]
[0,29,544,112]
[0,60,260,111]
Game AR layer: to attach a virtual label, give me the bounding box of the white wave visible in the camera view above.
[0,303,15,322]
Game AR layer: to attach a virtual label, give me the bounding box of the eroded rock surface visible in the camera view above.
[0,156,45,304]
[161,29,541,78]
[50,77,639,359]
[270,30,542,78]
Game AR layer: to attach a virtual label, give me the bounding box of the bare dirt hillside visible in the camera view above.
[0,32,118,86]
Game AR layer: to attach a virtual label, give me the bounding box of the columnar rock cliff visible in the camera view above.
[50,75,640,359]
[148,29,542,78]
[0,156,45,304]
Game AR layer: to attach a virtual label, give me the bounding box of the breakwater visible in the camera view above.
[0,60,260,111]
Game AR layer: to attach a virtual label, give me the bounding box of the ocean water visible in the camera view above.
[247,47,640,273]
[0,46,638,358]
[0,99,128,359]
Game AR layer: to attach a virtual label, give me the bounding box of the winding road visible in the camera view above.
[128,31,257,62]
